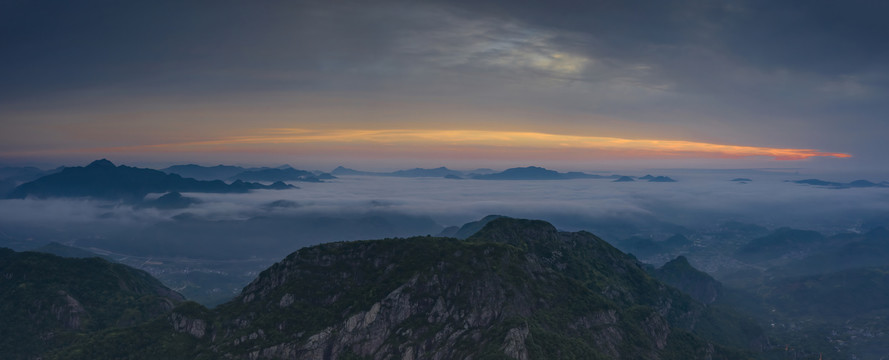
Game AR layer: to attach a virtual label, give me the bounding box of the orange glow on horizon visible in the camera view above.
[3,128,852,161]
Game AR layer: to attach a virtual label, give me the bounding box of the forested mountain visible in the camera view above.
[0,248,184,359]
[48,218,763,359]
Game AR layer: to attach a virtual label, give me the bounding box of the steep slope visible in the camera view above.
[54,218,763,359]
[8,159,294,202]
[0,248,184,359]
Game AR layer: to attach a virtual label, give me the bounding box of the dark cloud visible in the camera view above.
[2,0,887,170]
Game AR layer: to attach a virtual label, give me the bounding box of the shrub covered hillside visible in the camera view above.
[51,218,764,359]
[0,248,184,359]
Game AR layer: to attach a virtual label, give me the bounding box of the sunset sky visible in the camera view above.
[2,0,887,172]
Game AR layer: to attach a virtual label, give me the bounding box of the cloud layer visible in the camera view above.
[1,1,887,170]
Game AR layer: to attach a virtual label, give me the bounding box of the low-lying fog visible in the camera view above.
[4,168,888,305]
[3,169,888,253]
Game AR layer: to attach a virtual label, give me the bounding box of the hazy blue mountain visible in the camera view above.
[389,166,463,177]
[773,266,889,318]
[330,166,463,177]
[663,233,693,249]
[437,225,459,237]
[161,164,248,181]
[263,199,300,209]
[0,248,184,359]
[648,176,677,182]
[231,167,334,182]
[329,166,381,176]
[0,166,51,182]
[614,175,635,182]
[137,192,201,210]
[33,242,105,259]
[734,228,826,263]
[738,266,889,358]
[792,178,841,186]
[730,178,752,182]
[472,166,604,180]
[653,256,723,304]
[626,174,677,182]
[847,179,880,187]
[791,178,887,189]
[438,214,504,239]
[443,174,462,179]
[615,236,665,258]
[7,159,294,202]
[770,227,889,277]
[72,212,444,260]
[52,218,763,359]
[466,168,496,175]
[313,172,336,180]
[0,178,15,197]
[0,166,58,196]
[717,221,770,240]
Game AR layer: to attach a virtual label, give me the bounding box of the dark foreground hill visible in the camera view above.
[50,218,763,360]
[0,248,184,359]
[7,159,294,202]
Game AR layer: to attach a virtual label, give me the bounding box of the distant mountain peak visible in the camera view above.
[614,176,635,182]
[648,176,677,182]
[87,159,116,168]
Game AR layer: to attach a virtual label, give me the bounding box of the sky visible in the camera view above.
[2,0,888,173]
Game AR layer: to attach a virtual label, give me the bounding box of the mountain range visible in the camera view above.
[332,165,631,181]
[6,160,295,202]
[790,178,889,189]
[330,166,467,178]
[470,166,607,180]
[163,164,335,183]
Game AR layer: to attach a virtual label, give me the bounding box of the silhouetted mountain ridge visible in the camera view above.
[791,178,888,189]
[7,159,295,202]
[472,166,606,180]
[231,167,334,182]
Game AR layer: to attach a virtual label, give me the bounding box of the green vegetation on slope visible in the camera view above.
[52,217,764,359]
[0,248,184,359]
